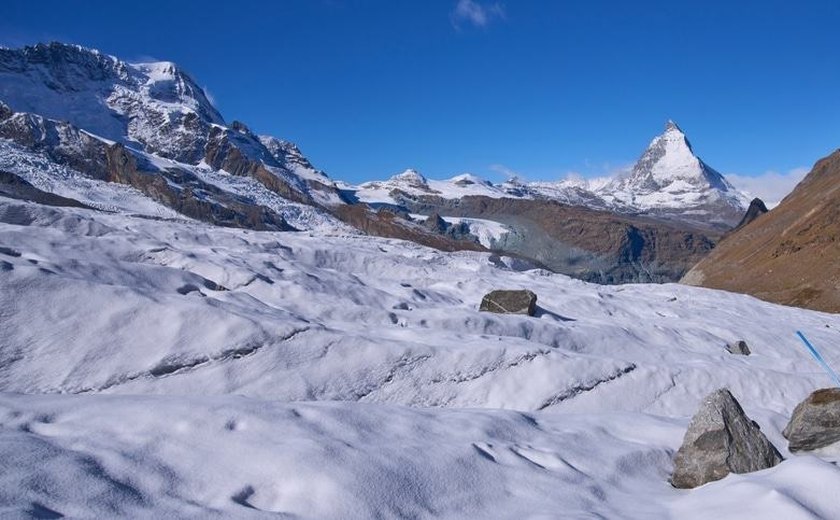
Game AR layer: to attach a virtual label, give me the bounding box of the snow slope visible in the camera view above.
[1,196,840,517]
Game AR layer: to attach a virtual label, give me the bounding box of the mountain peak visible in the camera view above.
[391,169,428,186]
[622,121,722,191]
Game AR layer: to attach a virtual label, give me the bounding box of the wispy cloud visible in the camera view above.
[727,167,809,208]
[451,0,505,29]
[488,163,522,180]
[202,86,218,108]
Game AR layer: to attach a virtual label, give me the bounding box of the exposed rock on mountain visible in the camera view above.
[732,198,768,231]
[682,150,840,312]
[783,388,840,452]
[671,388,782,488]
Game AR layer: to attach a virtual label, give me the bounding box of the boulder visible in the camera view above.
[671,388,782,488]
[725,340,751,356]
[479,290,537,316]
[783,388,840,452]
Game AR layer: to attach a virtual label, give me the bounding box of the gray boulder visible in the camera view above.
[671,388,782,488]
[725,340,751,356]
[479,290,537,316]
[783,388,840,452]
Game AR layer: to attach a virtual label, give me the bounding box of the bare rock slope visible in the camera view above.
[682,150,840,313]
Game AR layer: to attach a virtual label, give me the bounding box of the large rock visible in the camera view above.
[479,290,537,316]
[671,388,783,488]
[783,388,840,452]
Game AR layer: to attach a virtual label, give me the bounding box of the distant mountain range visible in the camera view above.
[352,120,749,230]
[0,42,756,283]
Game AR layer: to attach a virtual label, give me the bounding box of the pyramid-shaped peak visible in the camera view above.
[665,120,684,133]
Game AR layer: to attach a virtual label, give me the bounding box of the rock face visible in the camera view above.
[783,388,840,452]
[725,340,751,356]
[682,150,840,313]
[671,388,782,489]
[732,198,768,231]
[399,195,719,284]
[479,290,537,316]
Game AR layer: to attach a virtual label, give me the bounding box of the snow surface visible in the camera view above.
[1,195,840,518]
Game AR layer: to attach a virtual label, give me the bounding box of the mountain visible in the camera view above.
[682,149,840,313]
[599,121,749,227]
[354,121,750,229]
[0,42,352,232]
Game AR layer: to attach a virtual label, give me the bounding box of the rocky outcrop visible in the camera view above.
[683,150,840,313]
[725,340,751,356]
[0,100,11,121]
[479,290,537,316]
[104,144,294,231]
[422,213,448,234]
[671,388,782,488]
[332,205,486,253]
[732,198,768,231]
[783,388,840,452]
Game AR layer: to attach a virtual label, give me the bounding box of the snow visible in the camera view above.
[410,213,510,247]
[2,195,840,517]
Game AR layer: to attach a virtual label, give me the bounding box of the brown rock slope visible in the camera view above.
[682,150,840,313]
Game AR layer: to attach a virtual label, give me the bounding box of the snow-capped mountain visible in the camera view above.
[598,120,749,225]
[0,42,347,231]
[0,43,222,163]
[353,122,750,229]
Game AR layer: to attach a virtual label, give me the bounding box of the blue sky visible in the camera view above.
[2,0,838,198]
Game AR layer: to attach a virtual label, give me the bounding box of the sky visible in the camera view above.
[1,0,838,202]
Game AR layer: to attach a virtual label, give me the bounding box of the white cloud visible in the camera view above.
[451,0,505,29]
[726,167,809,208]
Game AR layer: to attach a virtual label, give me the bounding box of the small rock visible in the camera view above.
[479,290,537,316]
[671,388,782,488]
[725,340,751,356]
[783,388,840,452]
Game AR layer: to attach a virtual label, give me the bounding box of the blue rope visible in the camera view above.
[796,330,840,388]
